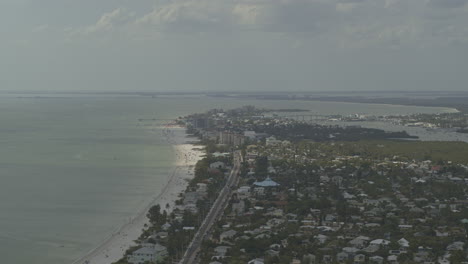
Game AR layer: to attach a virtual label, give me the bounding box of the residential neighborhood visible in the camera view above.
[115,106,468,264]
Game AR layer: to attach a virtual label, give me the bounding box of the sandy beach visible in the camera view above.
[72,126,204,264]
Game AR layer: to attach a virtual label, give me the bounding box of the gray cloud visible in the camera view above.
[427,0,468,8]
[53,0,465,49]
[2,0,468,92]
[261,0,335,33]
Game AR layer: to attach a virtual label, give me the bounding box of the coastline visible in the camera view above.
[72,125,204,264]
[301,99,460,114]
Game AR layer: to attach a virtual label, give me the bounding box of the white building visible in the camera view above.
[127,243,168,264]
[266,136,282,146]
[237,186,251,199]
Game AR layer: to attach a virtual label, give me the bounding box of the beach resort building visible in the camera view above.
[127,243,168,264]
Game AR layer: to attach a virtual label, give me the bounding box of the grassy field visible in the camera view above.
[329,140,468,164]
[348,141,468,164]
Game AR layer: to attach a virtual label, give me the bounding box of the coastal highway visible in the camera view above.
[179,150,242,264]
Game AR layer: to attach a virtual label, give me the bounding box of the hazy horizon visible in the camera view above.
[2,0,468,92]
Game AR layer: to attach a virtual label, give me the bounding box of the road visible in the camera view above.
[179,150,242,264]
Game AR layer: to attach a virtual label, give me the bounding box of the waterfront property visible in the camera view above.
[127,244,167,264]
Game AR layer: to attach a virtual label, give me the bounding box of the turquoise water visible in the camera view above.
[0,95,454,263]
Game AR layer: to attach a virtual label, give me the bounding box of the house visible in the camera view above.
[265,249,280,257]
[237,186,251,199]
[348,237,368,249]
[161,222,171,231]
[127,243,168,264]
[370,239,390,247]
[268,166,276,174]
[413,247,431,262]
[248,258,265,264]
[197,183,208,193]
[398,238,410,248]
[220,230,237,242]
[343,192,355,199]
[324,214,337,223]
[387,255,398,264]
[270,244,281,251]
[291,259,301,264]
[315,234,328,244]
[369,256,384,264]
[436,229,449,237]
[336,252,349,263]
[354,254,366,264]
[232,200,245,215]
[214,246,230,257]
[446,241,465,251]
[343,247,360,256]
[253,177,280,187]
[183,192,201,205]
[212,152,231,158]
[362,244,379,253]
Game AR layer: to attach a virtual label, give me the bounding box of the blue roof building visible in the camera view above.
[253,177,280,187]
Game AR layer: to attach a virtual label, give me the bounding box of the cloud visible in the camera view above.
[32,24,49,33]
[130,0,336,33]
[427,0,468,8]
[65,0,468,48]
[336,2,360,13]
[82,8,134,34]
[134,0,233,32]
[232,3,264,26]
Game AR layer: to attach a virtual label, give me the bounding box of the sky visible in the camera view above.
[1,0,468,92]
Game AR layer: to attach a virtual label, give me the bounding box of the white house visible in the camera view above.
[315,234,328,244]
[214,246,231,258]
[398,238,410,248]
[248,258,265,264]
[369,256,384,264]
[370,239,390,247]
[237,186,251,199]
[220,229,237,242]
[161,222,171,231]
[387,255,398,264]
[127,243,167,264]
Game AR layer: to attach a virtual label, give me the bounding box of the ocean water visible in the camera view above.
[0,94,456,264]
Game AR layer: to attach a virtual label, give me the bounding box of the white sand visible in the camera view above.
[72,126,204,264]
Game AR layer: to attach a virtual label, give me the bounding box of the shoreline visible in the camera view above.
[300,99,460,114]
[72,125,204,264]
